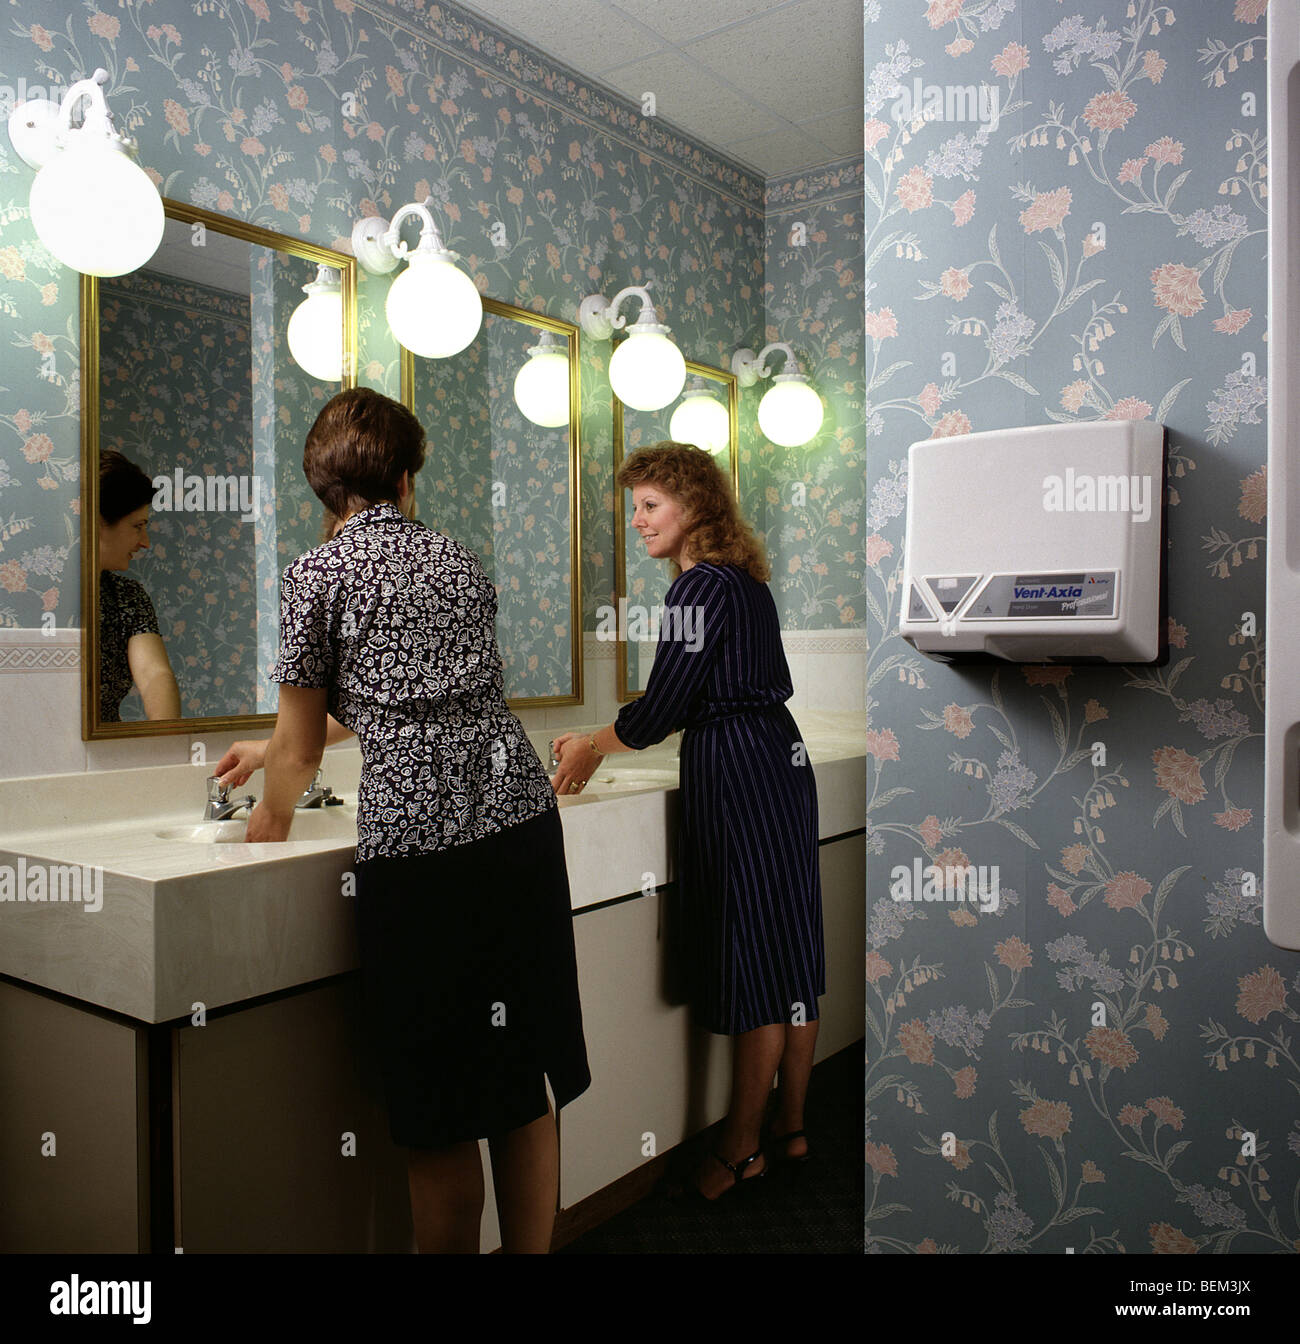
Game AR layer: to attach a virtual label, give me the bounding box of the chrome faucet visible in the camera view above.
[205,776,257,821]
[296,768,341,809]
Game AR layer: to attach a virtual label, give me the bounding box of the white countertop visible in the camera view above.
[0,709,864,1021]
[0,710,864,881]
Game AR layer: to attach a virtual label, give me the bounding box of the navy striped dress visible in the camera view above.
[613,562,825,1035]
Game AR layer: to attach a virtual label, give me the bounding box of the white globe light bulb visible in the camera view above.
[758,377,823,448]
[287,287,343,381]
[514,347,570,427]
[669,391,730,454]
[29,143,164,276]
[386,251,482,358]
[609,329,686,412]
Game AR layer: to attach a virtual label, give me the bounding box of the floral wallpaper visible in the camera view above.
[406,308,574,698]
[98,266,259,718]
[863,1,1293,1253]
[0,0,774,676]
[765,157,866,628]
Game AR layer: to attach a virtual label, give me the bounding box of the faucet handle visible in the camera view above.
[207,776,229,804]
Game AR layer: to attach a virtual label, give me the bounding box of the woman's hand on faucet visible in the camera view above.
[214,739,269,789]
[549,733,603,797]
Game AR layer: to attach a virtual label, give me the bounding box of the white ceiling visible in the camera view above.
[147,215,253,296]
[450,0,864,178]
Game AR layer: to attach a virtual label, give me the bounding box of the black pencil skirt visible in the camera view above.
[353,803,591,1148]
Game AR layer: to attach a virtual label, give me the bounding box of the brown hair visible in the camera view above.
[99,449,155,524]
[616,442,769,584]
[303,388,426,519]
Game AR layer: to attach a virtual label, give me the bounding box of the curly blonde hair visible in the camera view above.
[616,442,769,583]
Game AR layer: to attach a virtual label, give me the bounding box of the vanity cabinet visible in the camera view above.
[562,832,865,1207]
[0,720,865,1252]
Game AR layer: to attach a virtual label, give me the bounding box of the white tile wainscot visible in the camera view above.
[0,709,864,1252]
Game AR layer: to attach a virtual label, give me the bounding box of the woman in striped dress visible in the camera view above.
[551,443,824,1200]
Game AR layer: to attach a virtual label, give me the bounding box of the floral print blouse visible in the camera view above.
[271,501,557,862]
[99,571,161,723]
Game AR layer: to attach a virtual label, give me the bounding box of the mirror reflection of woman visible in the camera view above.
[97,450,181,721]
[550,443,825,1201]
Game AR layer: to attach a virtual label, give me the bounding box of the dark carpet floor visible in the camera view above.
[557,1041,863,1254]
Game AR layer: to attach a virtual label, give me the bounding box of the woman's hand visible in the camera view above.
[213,739,269,789]
[245,802,292,843]
[550,732,603,797]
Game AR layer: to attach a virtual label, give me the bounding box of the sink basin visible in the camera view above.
[581,767,678,796]
[156,807,356,844]
[550,765,678,808]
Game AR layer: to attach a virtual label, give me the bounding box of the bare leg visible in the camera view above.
[694,1022,784,1199]
[407,1141,484,1253]
[487,1103,559,1253]
[773,1019,819,1157]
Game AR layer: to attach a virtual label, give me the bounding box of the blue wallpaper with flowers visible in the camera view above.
[862,0,1294,1254]
[0,0,786,663]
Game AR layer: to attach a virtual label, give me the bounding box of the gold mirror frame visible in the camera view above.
[399,298,583,709]
[613,358,740,703]
[81,198,358,740]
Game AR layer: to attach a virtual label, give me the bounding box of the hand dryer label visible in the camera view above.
[965,571,1118,619]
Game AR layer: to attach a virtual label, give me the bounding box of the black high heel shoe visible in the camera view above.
[683,1148,766,1202]
[767,1128,811,1168]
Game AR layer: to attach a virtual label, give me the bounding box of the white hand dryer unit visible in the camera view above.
[899,421,1165,663]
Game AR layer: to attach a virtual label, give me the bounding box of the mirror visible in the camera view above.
[614,358,739,700]
[401,299,582,706]
[81,199,357,739]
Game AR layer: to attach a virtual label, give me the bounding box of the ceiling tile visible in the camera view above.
[684,0,863,124]
[609,0,798,45]
[600,51,784,145]
[723,126,830,177]
[796,104,866,159]
[454,0,658,75]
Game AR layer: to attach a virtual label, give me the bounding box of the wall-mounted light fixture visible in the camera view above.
[669,378,730,455]
[286,263,343,381]
[732,341,823,448]
[513,330,570,428]
[351,198,481,358]
[579,284,685,412]
[7,67,164,277]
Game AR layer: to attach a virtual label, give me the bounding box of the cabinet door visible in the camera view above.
[561,891,732,1208]
[0,981,142,1252]
[815,834,867,1062]
[174,978,418,1252]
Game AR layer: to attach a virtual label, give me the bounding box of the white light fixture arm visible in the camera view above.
[578,283,668,340]
[57,69,122,146]
[385,197,457,261]
[8,66,136,171]
[352,195,460,275]
[732,340,800,387]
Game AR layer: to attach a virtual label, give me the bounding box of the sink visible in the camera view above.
[581,767,678,795]
[156,807,356,844]
[550,765,678,808]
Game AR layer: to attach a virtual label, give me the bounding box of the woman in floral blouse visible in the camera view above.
[217,388,589,1253]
